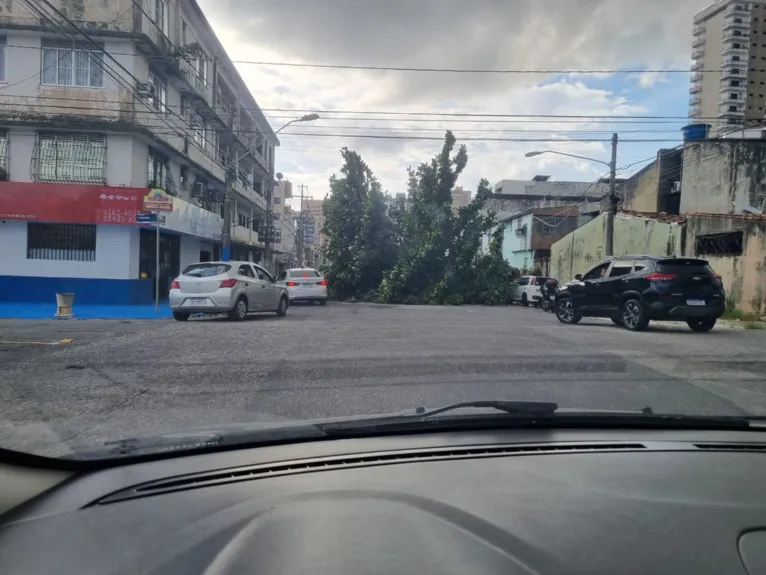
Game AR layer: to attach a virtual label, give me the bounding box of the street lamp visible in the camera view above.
[275,113,320,134]
[524,149,611,168]
[525,134,619,256]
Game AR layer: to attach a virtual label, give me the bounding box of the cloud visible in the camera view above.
[196,0,705,199]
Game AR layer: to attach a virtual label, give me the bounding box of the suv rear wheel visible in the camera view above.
[621,298,649,332]
[687,317,716,332]
[521,293,529,307]
[555,298,581,325]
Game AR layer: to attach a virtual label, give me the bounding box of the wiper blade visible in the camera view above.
[414,400,559,418]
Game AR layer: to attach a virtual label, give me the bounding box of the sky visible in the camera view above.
[197,0,711,201]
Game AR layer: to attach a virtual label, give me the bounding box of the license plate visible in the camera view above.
[189,298,206,305]
[299,284,310,289]
[687,299,706,306]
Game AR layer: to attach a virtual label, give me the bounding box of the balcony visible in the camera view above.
[719,105,746,119]
[690,82,702,94]
[693,24,705,37]
[723,16,752,32]
[720,81,746,94]
[723,30,749,43]
[232,224,263,248]
[722,43,748,56]
[692,47,705,60]
[718,92,744,105]
[724,3,751,18]
[723,55,744,67]
[721,68,745,81]
[691,60,705,72]
[689,95,701,107]
[692,36,705,49]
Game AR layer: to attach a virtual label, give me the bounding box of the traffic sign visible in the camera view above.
[143,189,174,212]
[136,212,157,224]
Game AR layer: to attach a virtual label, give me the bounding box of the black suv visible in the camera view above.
[554,256,726,332]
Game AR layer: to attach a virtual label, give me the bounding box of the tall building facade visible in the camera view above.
[0,0,277,304]
[690,0,766,130]
[451,186,472,212]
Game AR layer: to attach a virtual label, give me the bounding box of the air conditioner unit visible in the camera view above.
[191,181,205,198]
[136,82,155,98]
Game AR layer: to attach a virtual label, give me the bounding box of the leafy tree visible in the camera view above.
[326,133,512,306]
[323,148,397,300]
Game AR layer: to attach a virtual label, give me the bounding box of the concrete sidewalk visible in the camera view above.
[0,302,173,319]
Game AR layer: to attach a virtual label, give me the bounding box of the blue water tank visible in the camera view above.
[682,123,711,141]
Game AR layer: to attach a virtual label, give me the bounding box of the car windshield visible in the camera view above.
[2,0,766,462]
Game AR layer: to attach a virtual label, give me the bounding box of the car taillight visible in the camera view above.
[286,281,298,287]
[170,280,180,290]
[219,278,238,288]
[646,273,677,281]
[713,274,722,280]
[319,279,327,286]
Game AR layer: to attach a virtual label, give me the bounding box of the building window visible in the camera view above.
[147,70,167,113]
[238,213,248,227]
[27,223,96,262]
[155,0,168,36]
[695,231,744,256]
[273,195,281,204]
[195,51,207,86]
[34,133,106,184]
[191,114,205,146]
[148,146,174,194]
[180,165,189,191]
[181,20,188,45]
[42,42,104,87]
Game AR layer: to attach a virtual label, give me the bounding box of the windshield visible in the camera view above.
[2,0,766,461]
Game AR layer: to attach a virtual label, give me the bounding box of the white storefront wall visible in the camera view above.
[1,221,138,279]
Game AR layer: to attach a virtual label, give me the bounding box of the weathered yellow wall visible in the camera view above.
[622,163,660,213]
[685,215,766,314]
[550,213,683,282]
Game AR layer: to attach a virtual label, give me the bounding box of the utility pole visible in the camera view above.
[604,132,619,257]
[296,184,307,266]
[264,164,273,273]
[221,110,235,262]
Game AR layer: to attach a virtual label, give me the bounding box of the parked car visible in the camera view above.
[169,261,289,321]
[554,256,726,332]
[278,267,328,305]
[510,276,550,307]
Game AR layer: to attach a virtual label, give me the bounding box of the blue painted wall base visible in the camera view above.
[0,276,154,305]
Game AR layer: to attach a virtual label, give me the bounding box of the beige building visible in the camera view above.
[303,198,328,258]
[452,186,472,212]
[690,1,766,131]
[272,181,297,271]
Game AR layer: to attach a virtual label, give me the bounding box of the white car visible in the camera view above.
[278,267,328,305]
[169,261,289,321]
[510,276,550,307]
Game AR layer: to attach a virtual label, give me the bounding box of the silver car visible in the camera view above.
[169,261,289,321]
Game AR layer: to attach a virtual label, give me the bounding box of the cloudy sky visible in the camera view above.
[197,0,710,201]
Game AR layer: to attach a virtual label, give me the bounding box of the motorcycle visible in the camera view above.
[540,279,559,313]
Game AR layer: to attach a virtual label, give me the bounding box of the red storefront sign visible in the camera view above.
[0,182,147,225]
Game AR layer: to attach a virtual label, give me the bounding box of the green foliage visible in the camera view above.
[323,133,512,305]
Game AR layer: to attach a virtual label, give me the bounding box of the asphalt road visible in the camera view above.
[2,302,766,457]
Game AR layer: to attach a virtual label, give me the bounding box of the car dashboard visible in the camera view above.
[2,428,766,575]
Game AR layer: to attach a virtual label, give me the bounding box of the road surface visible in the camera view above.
[2,303,765,456]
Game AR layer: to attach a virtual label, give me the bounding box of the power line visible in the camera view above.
[224,60,708,75]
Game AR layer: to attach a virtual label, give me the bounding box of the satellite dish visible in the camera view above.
[275,172,284,181]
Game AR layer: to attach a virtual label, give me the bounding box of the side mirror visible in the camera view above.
[575,274,583,281]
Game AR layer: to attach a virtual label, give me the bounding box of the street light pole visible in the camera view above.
[605,133,618,257]
[524,135,620,256]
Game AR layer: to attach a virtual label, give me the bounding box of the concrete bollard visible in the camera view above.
[55,293,75,318]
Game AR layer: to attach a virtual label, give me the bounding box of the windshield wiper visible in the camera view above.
[414,400,559,418]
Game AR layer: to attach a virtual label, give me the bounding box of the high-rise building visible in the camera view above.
[690,1,766,130]
[451,186,472,212]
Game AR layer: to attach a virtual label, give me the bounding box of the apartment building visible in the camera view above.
[0,0,278,304]
[272,179,297,273]
[690,0,766,130]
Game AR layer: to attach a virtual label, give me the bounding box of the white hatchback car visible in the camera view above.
[278,267,328,305]
[169,261,289,321]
